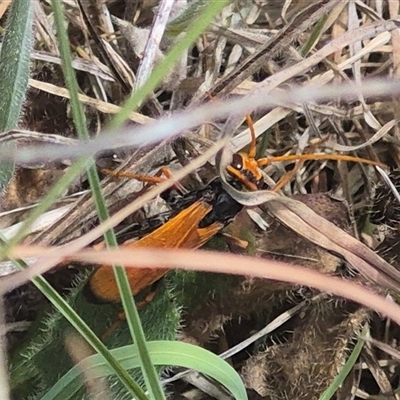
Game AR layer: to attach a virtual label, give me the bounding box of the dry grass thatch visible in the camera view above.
[3,0,400,399]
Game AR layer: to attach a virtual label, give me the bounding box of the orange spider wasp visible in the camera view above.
[87,114,384,305]
[86,179,243,304]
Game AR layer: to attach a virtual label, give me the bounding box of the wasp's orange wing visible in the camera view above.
[87,200,223,303]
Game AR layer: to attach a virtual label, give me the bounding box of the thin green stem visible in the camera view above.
[51,0,153,398]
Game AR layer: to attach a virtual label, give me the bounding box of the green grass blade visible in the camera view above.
[32,274,148,400]
[42,341,248,400]
[51,0,153,398]
[1,244,147,400]
[0,154,14,191]
[166,0,209,36]
[300,14,328,57]
[319,325,367,400]
[0,0,34,190]
[0,0,33,130]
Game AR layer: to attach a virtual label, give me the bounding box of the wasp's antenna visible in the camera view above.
[245,114,257,160]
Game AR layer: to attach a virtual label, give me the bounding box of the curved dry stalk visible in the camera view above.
[6,245,400,326]
[221,176,400,294]
[1,77,400,165]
